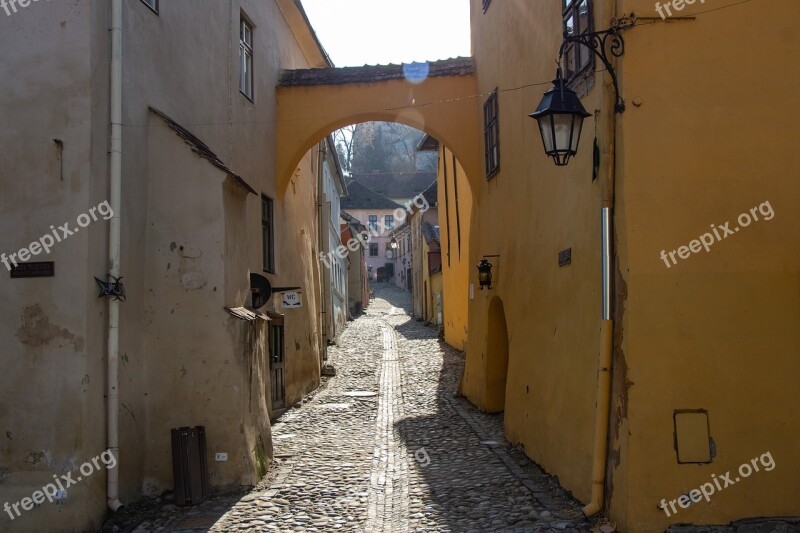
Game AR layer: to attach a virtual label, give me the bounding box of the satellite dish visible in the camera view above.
[250,273,272,309]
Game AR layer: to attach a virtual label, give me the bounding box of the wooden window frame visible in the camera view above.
[484,89,500,179]
[262,195,275,273]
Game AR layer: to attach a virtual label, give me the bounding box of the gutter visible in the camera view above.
[582,0,618,518]
[107,0,124,512]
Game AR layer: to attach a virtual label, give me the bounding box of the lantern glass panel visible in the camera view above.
[538,115,555,154]
[553,113,574,153]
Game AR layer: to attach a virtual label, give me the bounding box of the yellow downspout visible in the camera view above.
[583,0,618,518]
[583,319,613,516]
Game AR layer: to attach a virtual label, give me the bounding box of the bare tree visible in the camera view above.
[332,124,359,176]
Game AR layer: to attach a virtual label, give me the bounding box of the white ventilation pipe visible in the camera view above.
[107,0,124,513]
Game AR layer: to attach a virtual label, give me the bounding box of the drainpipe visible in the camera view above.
[582,0,618,518]
[107,0,124,513]
[317,142,328,362]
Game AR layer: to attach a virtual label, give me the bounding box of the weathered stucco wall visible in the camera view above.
[0,1,110,530]
[0,0,328,530]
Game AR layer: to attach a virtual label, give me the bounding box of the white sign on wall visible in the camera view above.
[282,291,302,308]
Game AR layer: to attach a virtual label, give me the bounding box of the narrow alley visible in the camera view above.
[115,285,607,532]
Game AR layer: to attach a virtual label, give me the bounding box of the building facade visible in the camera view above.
[340,211,370,318]
[463,0,800,530]
[0,1,329,530]
[340,182,403,282]
[318,137,349,348]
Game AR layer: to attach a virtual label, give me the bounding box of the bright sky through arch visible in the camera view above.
[300,0,472,67]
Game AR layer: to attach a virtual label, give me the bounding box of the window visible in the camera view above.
[140,0,158,13]
[239,17,254,100]
[368,215,378,231]
[385,215,394,230]
[369,243,379,257]
[484,90,500,179]
[482,0,492,13]
[563,0,593,81]
[262,195,275,272]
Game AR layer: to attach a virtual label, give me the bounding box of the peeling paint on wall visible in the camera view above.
[16,304,83,352]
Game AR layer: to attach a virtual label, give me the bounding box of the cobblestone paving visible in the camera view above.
[105,285,616,532]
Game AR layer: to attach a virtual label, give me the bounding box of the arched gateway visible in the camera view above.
[276,57,481,197]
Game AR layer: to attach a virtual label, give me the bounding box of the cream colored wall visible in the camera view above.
[0,1,110,530]
[140,122,267,493]
[0,0,326,530]
[438,146,472,350]
[122,0,324,496]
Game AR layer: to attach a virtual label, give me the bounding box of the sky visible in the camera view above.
[300,0,472,67]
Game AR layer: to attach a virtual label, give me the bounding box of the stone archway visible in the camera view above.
[276,58,481,198]
[485,296,509,413]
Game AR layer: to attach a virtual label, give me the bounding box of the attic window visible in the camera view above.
[140,0,158,14]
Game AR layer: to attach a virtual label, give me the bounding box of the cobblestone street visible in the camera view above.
[109,285,613,532]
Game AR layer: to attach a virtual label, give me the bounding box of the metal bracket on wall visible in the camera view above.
[95,275,126,301]
[559,14,636,113]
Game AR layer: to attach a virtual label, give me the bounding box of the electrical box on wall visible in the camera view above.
[674,409,712,464]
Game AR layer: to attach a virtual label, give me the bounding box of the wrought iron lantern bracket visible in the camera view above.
[558,15,635,113]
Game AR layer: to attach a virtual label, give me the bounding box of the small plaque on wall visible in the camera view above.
[10,262,55,278]
[558,248,572,267]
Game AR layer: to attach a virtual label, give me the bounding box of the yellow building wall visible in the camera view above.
[611,0,800,530]
[467,0,800,531]
[463,0,600,507]
[438,146,472,350]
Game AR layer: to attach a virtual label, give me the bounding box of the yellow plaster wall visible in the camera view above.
[611,1,800,529]
[464,0,600,506]
[468,0,800,530]
[276,74,481,198]
[438,146,472,351]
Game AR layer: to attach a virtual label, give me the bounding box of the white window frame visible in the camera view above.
[239,17,254,100]
[140,0,158,14]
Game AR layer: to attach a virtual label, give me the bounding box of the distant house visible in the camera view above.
[409,180,440,319]
[391,221,413,292]
[340,210,369,317]
[350,171,436,206]
[318,137,348,349]
[421,221,443,326]
[341,181,403,282]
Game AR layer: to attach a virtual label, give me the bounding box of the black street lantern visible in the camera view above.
[529,18,633,166]
[529,69,592,166]
[477,259,493,290]
[390,237,398,249]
